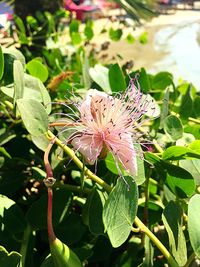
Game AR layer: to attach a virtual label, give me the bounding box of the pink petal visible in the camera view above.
[106,133,137,176]
[71,133,103,165]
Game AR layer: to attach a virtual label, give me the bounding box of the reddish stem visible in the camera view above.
[47,187,56,242]
[44,139,56,243]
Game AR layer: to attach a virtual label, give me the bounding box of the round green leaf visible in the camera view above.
[188,194,200,258]
[26,59,49,82]
[17,98,49,136]
[152,72,173,90]
[164,115,183,141]
[109,28,122,41]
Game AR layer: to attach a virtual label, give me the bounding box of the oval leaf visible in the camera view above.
[26,59,49,83]
[103,176,138,247]
[14,60,24,105]
[17,98,49,136]
[188,194,200,258]
[164,115,183,141]
[108,63,126,92]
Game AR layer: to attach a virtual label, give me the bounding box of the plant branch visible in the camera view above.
[46,130,178,267]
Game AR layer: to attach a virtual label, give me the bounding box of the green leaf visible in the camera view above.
[193,96,200,117]
[26,59,49,83]
[126,33,135,44]
[0,147,11,159]
[26,188,72,230]
[163,115,183,141]
[108,63,126,92]
[152,72,173,90]
[69,19,80,35]
[188,140,200,153]
[0,246,21,267]
[138,68,151,93]
[3,47,26,67]
[84,26,94,41]
[0,194,26,234]
[163,146,200,161]
[50,238,82,267]
[109,28,122,41]
[180,159,200,186]
[31,134,50,151]
[17,99,49,137]
[71,32,82,45]
[188,194,200,258]
[0,45,4,80]
[103,176,138,247]
[138,31,148,44]
[37,79,52,114]
[146,152,195,197]
[13,60,24,105]
[165,164,195,198]
[179,84,193,120]
[159,88,169,129]
[162,201,187,266]
[14,15,28,45]
[89,65,111,93]
[83,188,107,235]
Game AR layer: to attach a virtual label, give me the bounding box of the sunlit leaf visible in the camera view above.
[103,176,138,247]
[26,59,49,83]
[13,60,24,105]
[89,64,111,93]
[109,28,122,41]
[109,63,126,92]
[17,99,49,136]
[164,115,183,141]
[188,194,200,258]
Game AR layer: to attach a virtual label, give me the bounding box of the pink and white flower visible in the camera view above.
[55,81,157,177]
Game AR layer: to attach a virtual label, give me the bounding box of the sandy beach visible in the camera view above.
[90,5,200,89]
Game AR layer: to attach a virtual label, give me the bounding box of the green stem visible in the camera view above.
[134,217,179,267]
[183,252,195,267]
[46,130,178,267]
[46,131,112,192]
[20,225,32,267]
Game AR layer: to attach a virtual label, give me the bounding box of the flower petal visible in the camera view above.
[71,133,103,165]
[106,133,137,176]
